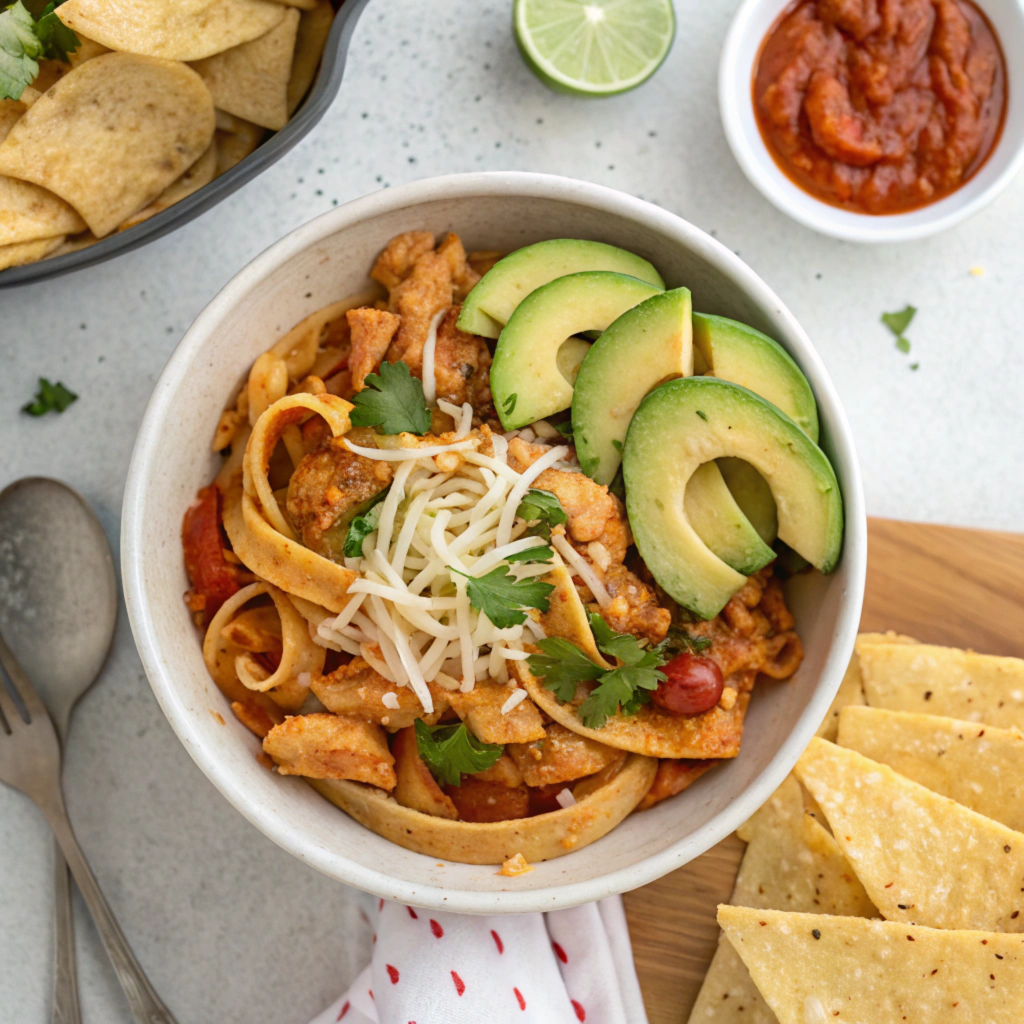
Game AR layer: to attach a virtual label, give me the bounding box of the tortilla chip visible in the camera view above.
[0,54,214,239]
[56,0,286,62]
[287,0,334,114]
[0,99,26,142]
[0,234,64,271]
[269,0,317,8]
[192,8,300,131]
[119,141,218,231]
[66,35,109,68]
[214,117,266,175]
[689,777,875,1024]
[795,737,1024,932]
[718,906,1024,1024]
[47,231,98,258]
[860,643,1024,729]
[534,564,610,668]
[837,706,1024,833]
[816,631,917,740]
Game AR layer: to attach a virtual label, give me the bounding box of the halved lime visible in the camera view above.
[514,0,675,97]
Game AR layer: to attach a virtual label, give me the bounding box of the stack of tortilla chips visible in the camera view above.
[690,633,1024,1023]
[0,0,335,271]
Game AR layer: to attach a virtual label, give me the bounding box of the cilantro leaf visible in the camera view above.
[35,4,79,63]
[504,543,554,564]
[578,663,665,729]
[503,393,517,416]
[895,335,911,354]
[0,2,44,101]
[588,612,668,666]
[527,637,603,701]
[342,487,390,557]
[516,488,567,540]
[881,305,916,337]
[414,720,503,787]
[663,625,712,656]
[452,564,554,628]
[22,377,77,415]
[349,360,431,435]
[555,420,574,442]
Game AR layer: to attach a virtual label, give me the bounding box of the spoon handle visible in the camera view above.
[52,840,82,1024]
[38,791,178,1024]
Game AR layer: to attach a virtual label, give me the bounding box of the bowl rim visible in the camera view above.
[719,0,1024,243]
[122,171,867,912]
[0,0,372,290]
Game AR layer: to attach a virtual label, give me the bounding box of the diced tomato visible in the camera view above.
[182,485,240,625]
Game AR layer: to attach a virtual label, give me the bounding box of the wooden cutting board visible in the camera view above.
[624,517,1024,1024]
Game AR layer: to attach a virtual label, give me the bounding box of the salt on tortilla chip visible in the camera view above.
[192,8,300,131]
[119,141,218,230]
[0,176,86,246]
[838,706,1024,833]
[860,642,1024,729]
[0,235,64,271]
[287,0,334,114]
[795,737,1024,932]
[816,631,917,741]
[0,54,215,238]
[689,776,874,1024]
[56,0,286,63]
[718,906,1024,1024]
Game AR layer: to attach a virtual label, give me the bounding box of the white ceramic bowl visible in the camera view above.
[122,172,866,913]
[720,0,1024,243]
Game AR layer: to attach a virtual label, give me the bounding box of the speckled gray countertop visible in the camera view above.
[1,2,1022,1022]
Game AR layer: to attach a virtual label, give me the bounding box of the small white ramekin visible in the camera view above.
[122,172,866,913]
[720,0,1024,243]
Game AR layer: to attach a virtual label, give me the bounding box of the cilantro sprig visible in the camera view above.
[663,626,712,656]
[881,305,916,355]
[22,377,76,415]
[0,1,78,102]
[414,720,503,787]
[527,613,671,729]
[342,487,390,558]
[349,360,431,435]
[516,488,567,540]
[504,543,553,564]
[452,564,554,628]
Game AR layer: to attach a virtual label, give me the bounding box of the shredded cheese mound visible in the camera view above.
[314,429,577,714]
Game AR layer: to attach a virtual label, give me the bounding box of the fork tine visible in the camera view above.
[0,629,49,723]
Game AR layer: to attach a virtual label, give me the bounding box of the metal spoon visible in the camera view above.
[0,478,169,1024]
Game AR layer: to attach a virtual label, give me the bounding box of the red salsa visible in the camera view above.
[753,0,1007,214]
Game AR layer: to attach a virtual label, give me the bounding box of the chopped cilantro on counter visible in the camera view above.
[414,720,503,787]
[349,360,431,435]
[881,305,916,354]
[452,564,554,628]
[22,377,77,415]
[516,488,567,540]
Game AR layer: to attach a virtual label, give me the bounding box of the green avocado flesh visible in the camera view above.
[491,271,662,430]
[457,238,665,339]
[572,287,693,486]
[716,457,778,544]
[623,377,843,619]
[692,313,819,442]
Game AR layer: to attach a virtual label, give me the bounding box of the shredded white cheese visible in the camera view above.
[420,308,448,406]
[500,688,529,715]
[552,532,612,607]
[555,788,577,809]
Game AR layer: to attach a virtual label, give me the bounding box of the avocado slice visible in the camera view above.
[716,457,778,544]
[458,238,665,339]
[692,313,819,441]
[491,271,662,430]
[572,288,694,486]
[623,377,843,619]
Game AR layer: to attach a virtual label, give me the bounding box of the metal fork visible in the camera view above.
[0,630,178,1024]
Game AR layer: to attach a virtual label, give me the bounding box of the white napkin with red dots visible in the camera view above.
[311,895,648,1024]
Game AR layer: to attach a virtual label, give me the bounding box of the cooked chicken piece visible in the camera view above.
[757,574,795,633]
[312,657,449,729]
[432,306,494,412]
[507,723,622,788]
[392,726,458,819]
[472,753,524,788]
[435,232,480,301]
[347,307,401,392]
[263,713,396,788]
[230,697,285,739]
[370,230,435,291]
[286,432,393,561]
[636,758,718,810]
[385,251,453,370]
[599,561,671,645]
[444,776,530,823]
[447,679,546,744]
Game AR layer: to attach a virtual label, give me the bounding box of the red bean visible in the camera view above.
[652,653,724,716]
